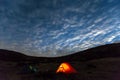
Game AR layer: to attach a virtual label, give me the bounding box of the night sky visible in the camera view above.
[0,0,120,57]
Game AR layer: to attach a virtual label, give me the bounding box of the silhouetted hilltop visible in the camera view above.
[0,43,120,62]
[0,43,120,80]
[0,49,31,61]
[59,43,120,62]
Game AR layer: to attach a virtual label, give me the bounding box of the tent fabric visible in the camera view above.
[56,62,77,74]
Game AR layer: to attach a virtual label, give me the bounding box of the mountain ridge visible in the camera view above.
[0,43,120,62]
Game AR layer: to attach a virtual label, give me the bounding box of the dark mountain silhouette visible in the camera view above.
[0,43,120,62]
[0,43,120,80]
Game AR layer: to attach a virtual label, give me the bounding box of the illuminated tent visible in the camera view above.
[56,62,77,74]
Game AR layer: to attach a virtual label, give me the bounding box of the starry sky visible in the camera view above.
[0,0,120,57]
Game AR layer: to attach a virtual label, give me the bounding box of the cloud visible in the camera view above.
[0,0,120,57]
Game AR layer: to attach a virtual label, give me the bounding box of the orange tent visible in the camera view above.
[56,62,77,74]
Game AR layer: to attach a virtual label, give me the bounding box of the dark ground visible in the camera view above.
[0,43,120,80]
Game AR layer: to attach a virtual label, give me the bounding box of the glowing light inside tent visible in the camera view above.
[56,62,77,74]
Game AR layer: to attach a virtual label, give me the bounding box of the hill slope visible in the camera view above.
[0,43,120,62]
